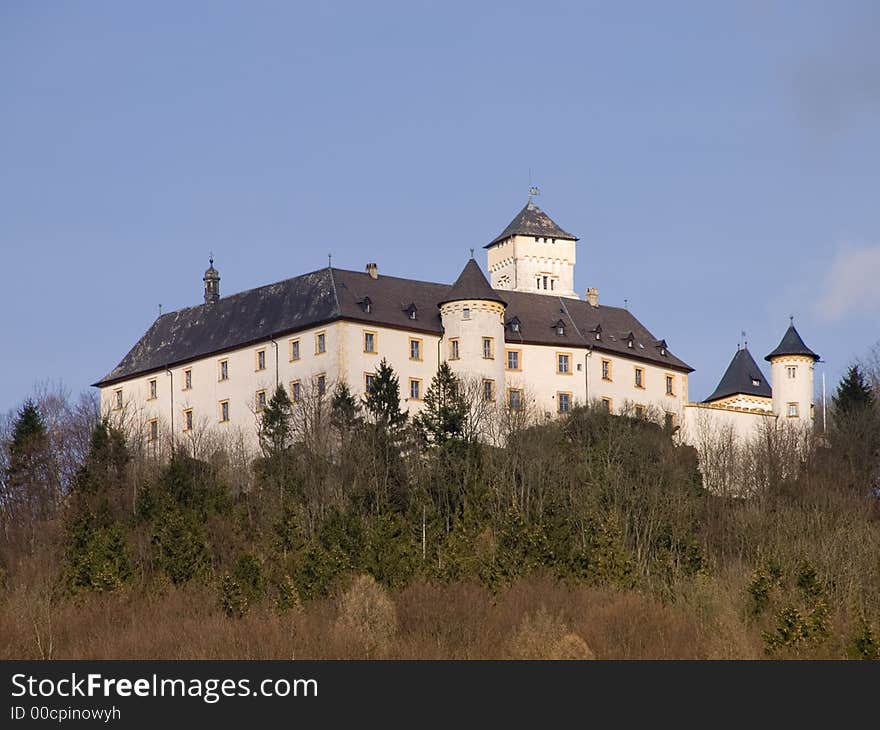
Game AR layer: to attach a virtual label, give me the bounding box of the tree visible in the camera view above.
[259,385,293,456]
[331,382,362,435]
[832,365,875,420]
[413,363,469,446]
[363,359,407,432]
[5,399,55,524]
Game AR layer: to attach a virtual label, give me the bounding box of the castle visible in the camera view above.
[95,199,818,453]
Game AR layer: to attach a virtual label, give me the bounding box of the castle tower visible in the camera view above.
[439,258,507,397]
[203,257,220,304]
[484,200,579,298]
[765,322,819,424]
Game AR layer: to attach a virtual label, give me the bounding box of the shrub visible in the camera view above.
[334,574,398,658]
[507,606,596,660]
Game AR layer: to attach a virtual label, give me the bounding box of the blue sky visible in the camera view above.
[2,1,879,414]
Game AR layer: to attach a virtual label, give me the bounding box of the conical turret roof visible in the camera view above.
[486,200,577,248]
[438,258,506,307]
[765,324,819,361]
[704,347,772,403]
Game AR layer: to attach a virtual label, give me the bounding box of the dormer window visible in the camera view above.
[625,333,635,349]
[751,378,761,387]
[359,297,372,314]
[591,325,602,341]
[553,320,566,336]
[404,303,418,320]
[507,317,522,333]
[656,339,668,357]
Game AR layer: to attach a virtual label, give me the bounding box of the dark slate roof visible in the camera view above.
[765,324,819,362]
[96,265,692,386]
[486,200,578,248]
[704,348,771,403]
[438,259,507,306]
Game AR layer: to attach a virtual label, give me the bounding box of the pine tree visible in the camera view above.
[833,365,875,419]
[413,363,469,446]
[259,385,293,456]
[6,399,54,520]
[363,358,407,431]
[331,382,362,435]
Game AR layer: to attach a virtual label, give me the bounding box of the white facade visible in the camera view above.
[487,233,578,298]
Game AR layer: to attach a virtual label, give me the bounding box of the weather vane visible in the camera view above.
[529,185,540,199]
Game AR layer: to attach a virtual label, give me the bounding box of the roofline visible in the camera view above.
[484,233,579,249]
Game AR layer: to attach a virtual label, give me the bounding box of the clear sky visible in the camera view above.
[2,1,879,414]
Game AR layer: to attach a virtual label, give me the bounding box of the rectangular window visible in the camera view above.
[602,397,613,414]
[183,369,192,390]
[256,349,266,371]
[316,332,326,354]
[219,359,229,381]
[635,367,645,389]
[666,374,674,396]
[787,366,797,379]
[148,419,158,442]
[148,379,157,400]
[557,392,572,413]
[409,338,422,361]
[788,402,799,418]
[113,389,123,410]
[183,409,193,432]
[635,405,646,419]
[291,380,302,403]
[557,353,571,374]
[482,337,494,359]
[219,400,230,422]
[365,373,376,392]
[290,339,301,361]
[601,359,612,381]
[508,388,523,410]
[364,331,376,354]
[483,379,495,402]
[506,349,521,371]
[256,389,267,412]
[463,306,470,320]
[317,374,326,396]
[409,378,422,400]
[450,338,460,360]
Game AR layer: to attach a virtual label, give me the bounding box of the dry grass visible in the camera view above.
[0,574,777,660]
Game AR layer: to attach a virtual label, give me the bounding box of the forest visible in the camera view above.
[1,356,879,660]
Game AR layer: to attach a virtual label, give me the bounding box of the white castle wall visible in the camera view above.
[487,234,577,298]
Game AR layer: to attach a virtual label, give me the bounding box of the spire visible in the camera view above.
[704,347,772,403]
[765,322,819,362]
[485,200,577,248]
[438,259,506,307]
[203,256,220,304]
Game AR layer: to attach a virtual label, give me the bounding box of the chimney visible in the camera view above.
[585,287,599,307]
[366,262,378,280]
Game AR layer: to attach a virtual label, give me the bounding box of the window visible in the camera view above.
[751,378,761,387]
[557,353,571,374]
[219,400,230,422]
[635,405,646,419]
[556,323,565,336]
[508,388,523,411]
[506,349,521,371]
[183,409,193,432]
[601,359,612,381]
[787,402,799,418]
[450,338,460,360]
[256,349,266,371]
[787,366,797,379]
[148,419,158,442]
[409,378,422,400]
[482,337,494,360]
[256,390,267,412]
[290,339,301,361]
[316,332,326,354]
[601,397,613,414]
[557,392,572,413]
[113,389,123,410]
[483,379,495,402]
[317,374,326,396]
[364,331,377,354]
[291,380,301,403]
[365,373,376,392]
[148,379,157,400]
[462,306,470,320]
[543,276,548,290]
[634,367,645,389]
[183,369,192,390]
[664,412,676,430]
[219,359,229,381]
[666,375,674,396]
[410,338,422,361]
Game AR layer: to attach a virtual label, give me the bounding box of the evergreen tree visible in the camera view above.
[833,365,875,419]
[259,385,293,456]
[413,363,469,446]
[363,359,407,431]
[331,382,362,435]
[5,399,55,520]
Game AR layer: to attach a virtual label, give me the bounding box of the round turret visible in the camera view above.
[203,257,220,304]
[765,321,819,424]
